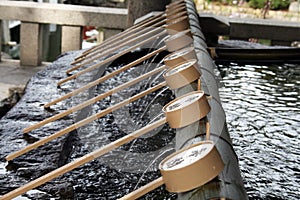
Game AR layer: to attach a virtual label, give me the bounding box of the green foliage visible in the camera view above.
[248,0,291,10]
[271,0,290,10]
[249,0,265,8]
[208,0,291,10]
[209,0,233,5]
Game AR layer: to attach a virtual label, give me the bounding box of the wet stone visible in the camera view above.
[0,91,22,119]
[0,48,177,199]
[0,50,85,198]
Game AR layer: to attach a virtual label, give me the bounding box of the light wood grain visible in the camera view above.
[119,177,164,200]
[7,81,167,161]
[73,14,166,64]
[44,46,166,108]
[24,65,166,133]
[57,30,166,86]
[1,118,167,200]
[69,21,165,71]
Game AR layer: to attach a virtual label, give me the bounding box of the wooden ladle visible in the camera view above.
[8,59,201,161]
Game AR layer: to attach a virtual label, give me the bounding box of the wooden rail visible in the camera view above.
[0,1,127,66]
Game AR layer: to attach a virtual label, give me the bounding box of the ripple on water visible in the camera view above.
[219,63,300,199]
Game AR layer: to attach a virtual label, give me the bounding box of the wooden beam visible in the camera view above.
[0,1,127,29]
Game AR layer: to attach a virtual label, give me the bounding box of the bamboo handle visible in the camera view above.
[71,19,166,66]
[7,81,167,161]
[76,12,166,60]
[70,24,164,69]
[197,78,201,91]
[1,118,167,200]
[44,46,166,108]
[24,65,166,133]
[67,27,163,73]
[57,30,167,86]
[126,12,165,31]
[205,121,210,141]
[73,21,164,65]
[119,177,164,200]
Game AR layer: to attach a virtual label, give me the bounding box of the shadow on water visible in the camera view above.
[218,62,300,200]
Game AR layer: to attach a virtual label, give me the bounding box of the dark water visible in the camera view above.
[218,63,300,200]
[68,49,178,199]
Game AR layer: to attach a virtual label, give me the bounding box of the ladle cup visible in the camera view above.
[166,15,190,35]
[163,46,197,67]
[166,2,185,9]
[25,65,168,133]
[26,56,199,135]
[74,6,187,65]
[166,4,187,16]
[119,90,225,199]
[79,0,187,59]
[1,89,212,200]
[71,9,189,68]
[69,26,164,71]
[119,140,224,199]
[166,10,188,23]
[46,29,193,111]
[76,12,166,60]
[160,140,224,192]
[43,30,193,115]
[163,59,200,91]
[71,11,189,69]
[9,59,200,161]
[57,28,193,86]
[44,32,193,111]
[166,0,186,10]
[76,0,188,61]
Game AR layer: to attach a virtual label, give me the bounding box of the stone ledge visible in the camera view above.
[0,58,47,100]
[0,83,24,102]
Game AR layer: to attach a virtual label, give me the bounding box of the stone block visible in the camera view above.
[20,22,42,66]
[61,26,82,53]
[289,2,300,13]
[0,1,127,29]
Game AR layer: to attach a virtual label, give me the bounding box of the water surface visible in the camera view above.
[218,63,300,199]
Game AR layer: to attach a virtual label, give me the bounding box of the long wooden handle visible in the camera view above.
[1,118,167,200]
[44,46,166,108]
[70,22,165,68]
[67,26,163,73]
[57,30,167,86]
[205,121,210,140]
[119,177,164,200]
[76,12,165,60]
[7,81,167,161]
[71,19,166,66]
[24,65,167,133]
[46,46,167,108]
[126,12,164,31]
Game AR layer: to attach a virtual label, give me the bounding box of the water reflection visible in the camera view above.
[218,63,300,199]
